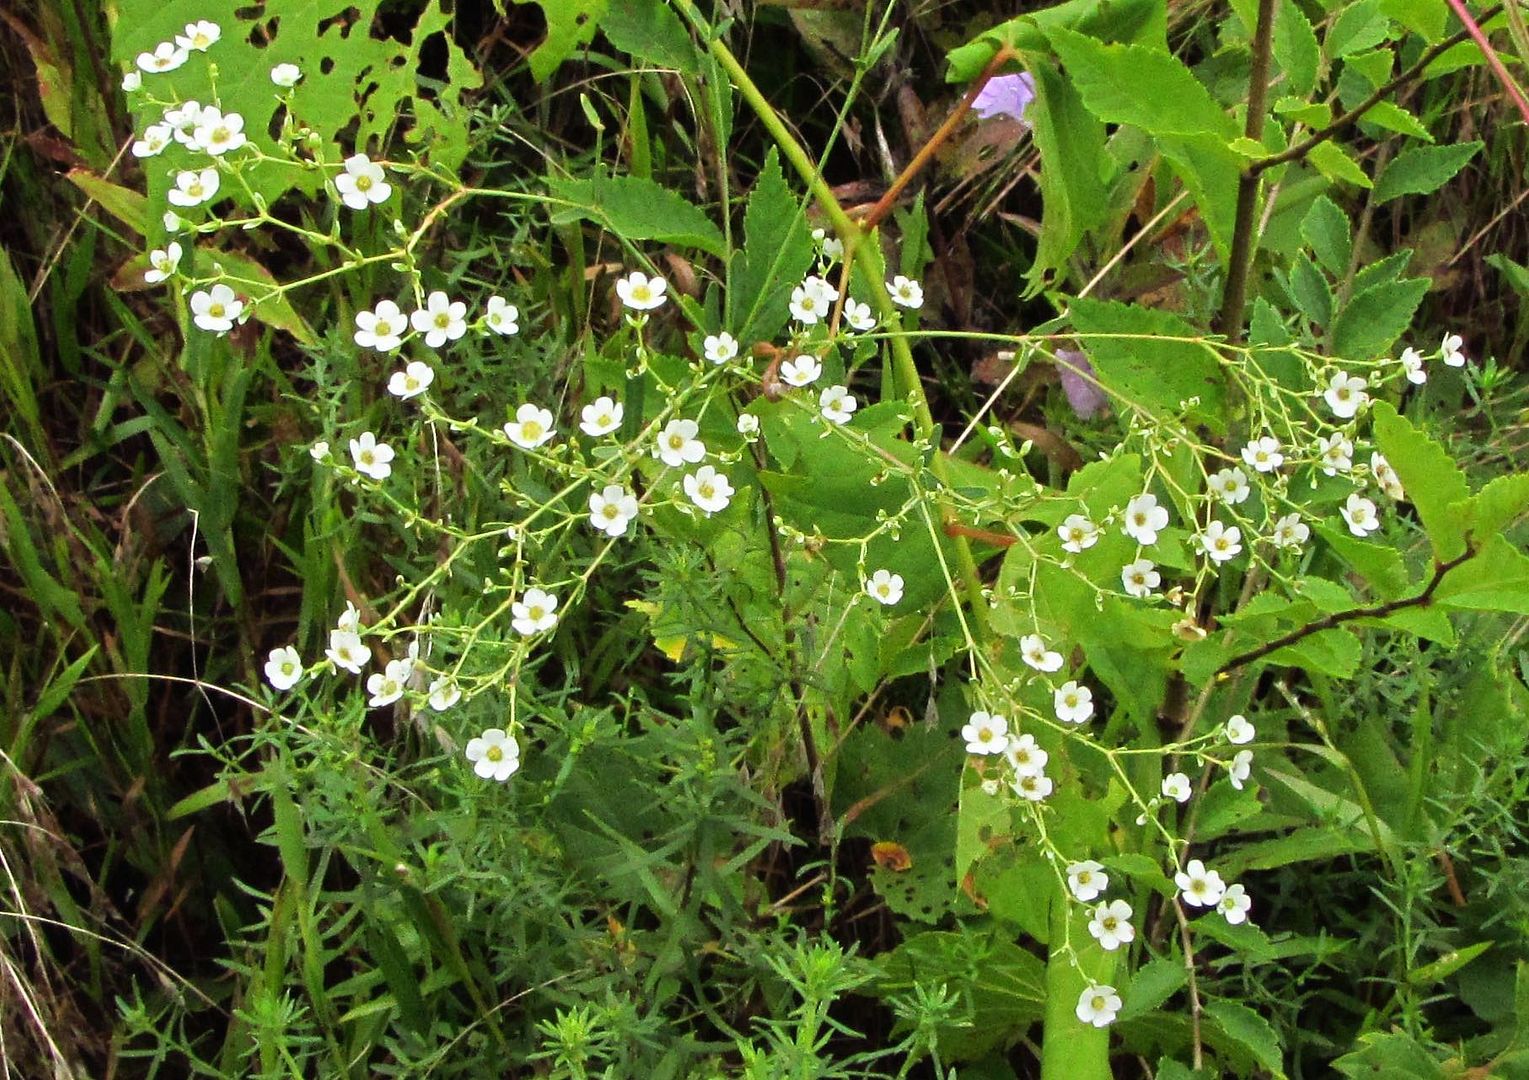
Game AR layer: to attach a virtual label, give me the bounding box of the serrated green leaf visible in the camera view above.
[944,0,1166,80]
[1331,277,1429,360]
[1380,0,1448,40]
[1309,140,1372,187]
[1362,100,1433,140]
[523,0,607,81]
[548,172,725,257]
[728,148,814,341]
[1372,401,1470,559]
[1025,63,1111,293]
[1327,0,1389,57]
[1120,957,1188,1020]
[1335,1031,1447,1078]
[1274,97,1333,128]
[600,0,697,74]
[1069,298,1228,433]
[1289,252,1334,325]
[1275,0,1322,95]
[1374,141,1482,203]
[1204,1000,1286,1077]
[1302,195,1353,275]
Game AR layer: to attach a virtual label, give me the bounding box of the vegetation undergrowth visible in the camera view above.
[3,0,1529,1076]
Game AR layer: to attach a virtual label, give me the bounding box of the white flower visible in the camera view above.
[1076,986,1122,1028]
[1121,558,1160,599]
[144,242,183,285]
[191,107,247,155]
[1228,748,1254,790]
[1218,883,1253,925]
[131,122,172,158]
[410,291,468,348]
[961,711,1010,755]
[865,569,903,606]
[137,41,188,74]
[1207,466,1251,505]
[703,332,738,364]
[589,484,639,537]
[484,296,519,336]
[1066,860,1108,902]
[465,728,521,781]
[271,63,302,87]
[163,211,183,232]
[781,354,822,387]
[121,70,143,93]
[168,167,220,208]
[354,300,406,351]
[504,403,556,450]
[349,431,395,480]
[175,20,221,51]
[1012,771,1053,801]
[1271,512,1310,550]
[264,646,304,691]
[683,466,734,515]
[1371,452,1405,500]
[655,419,705,467]
[309,441,330,462]
[387,360,435,400]
[1122,493,1169,545]
[427,677,461,711]
[615,270,668,311]
[736,413,760,438]
[1225,714,1255,744]
[1241,435,1285,473]
[325,630,368,674]
[1175,858,1226,907]
[843,299,876,331]
[365,658,412,708]
[1316,432,1353,476]
[1442,332,1466,367]
[1019,633,1064,672]
[888,275,924,309]
[819,385,857,424]
[1341,492,1380,536]
[1197,521,1243,565]
[1005,733,1048,776]
[164,101,209,146]
[788,276,836,323]
[1057,513,1099,553]
[812,227,843,261]
[1400,346,1427,384]
[1162,772,1192,803]
[335,154,392,210]
[1054,681,1094,724]
[1323,370,1369,419]
[579,397,623,438]
[1087,900,1135,952]
[512,588,560,636]
[337,601,362,634]
[189,284,244,333]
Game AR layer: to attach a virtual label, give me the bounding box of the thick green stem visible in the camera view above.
[682,3,993,641]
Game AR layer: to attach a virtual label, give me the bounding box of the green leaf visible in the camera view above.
[1380,0,1448,40]
[523,0,607,81]
[66,170,147,236]
[600,0,697,74]
[1120,956,1188,1020]
[1327,0,1390,57]
[1334,1031,1447,1078]
[1204,1000,1286,1078]
[1047,28,1236,139]
[1308,141,1372,187]
[1437,535,1529,613]
[1268,626,1362,677]
[548,172,726,257]
[1316,522,1409,598]
[1362,100,1434,140]
[1371,401,1470,559]
[1487,252,1529,296]
[1374,141,1483,204]
[1331,277,1429,360]
[1451,472,1529,544]
[1288,253,1333,326]
[728,148,814,342]
[1301,196,1352,276]
[944,0,1166,80]
[1274,97,1332,128]
[1275,0,1322,95]
[1069,298,1228,433]
[1025,63,1110,294]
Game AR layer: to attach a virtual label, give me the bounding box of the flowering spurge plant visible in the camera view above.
[99,2,1529,1077]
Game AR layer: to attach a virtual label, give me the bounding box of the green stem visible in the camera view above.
[680,1,993,641]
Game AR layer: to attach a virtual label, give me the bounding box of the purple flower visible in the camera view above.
[1056,349,1107,419]
[971,72,1036,125]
